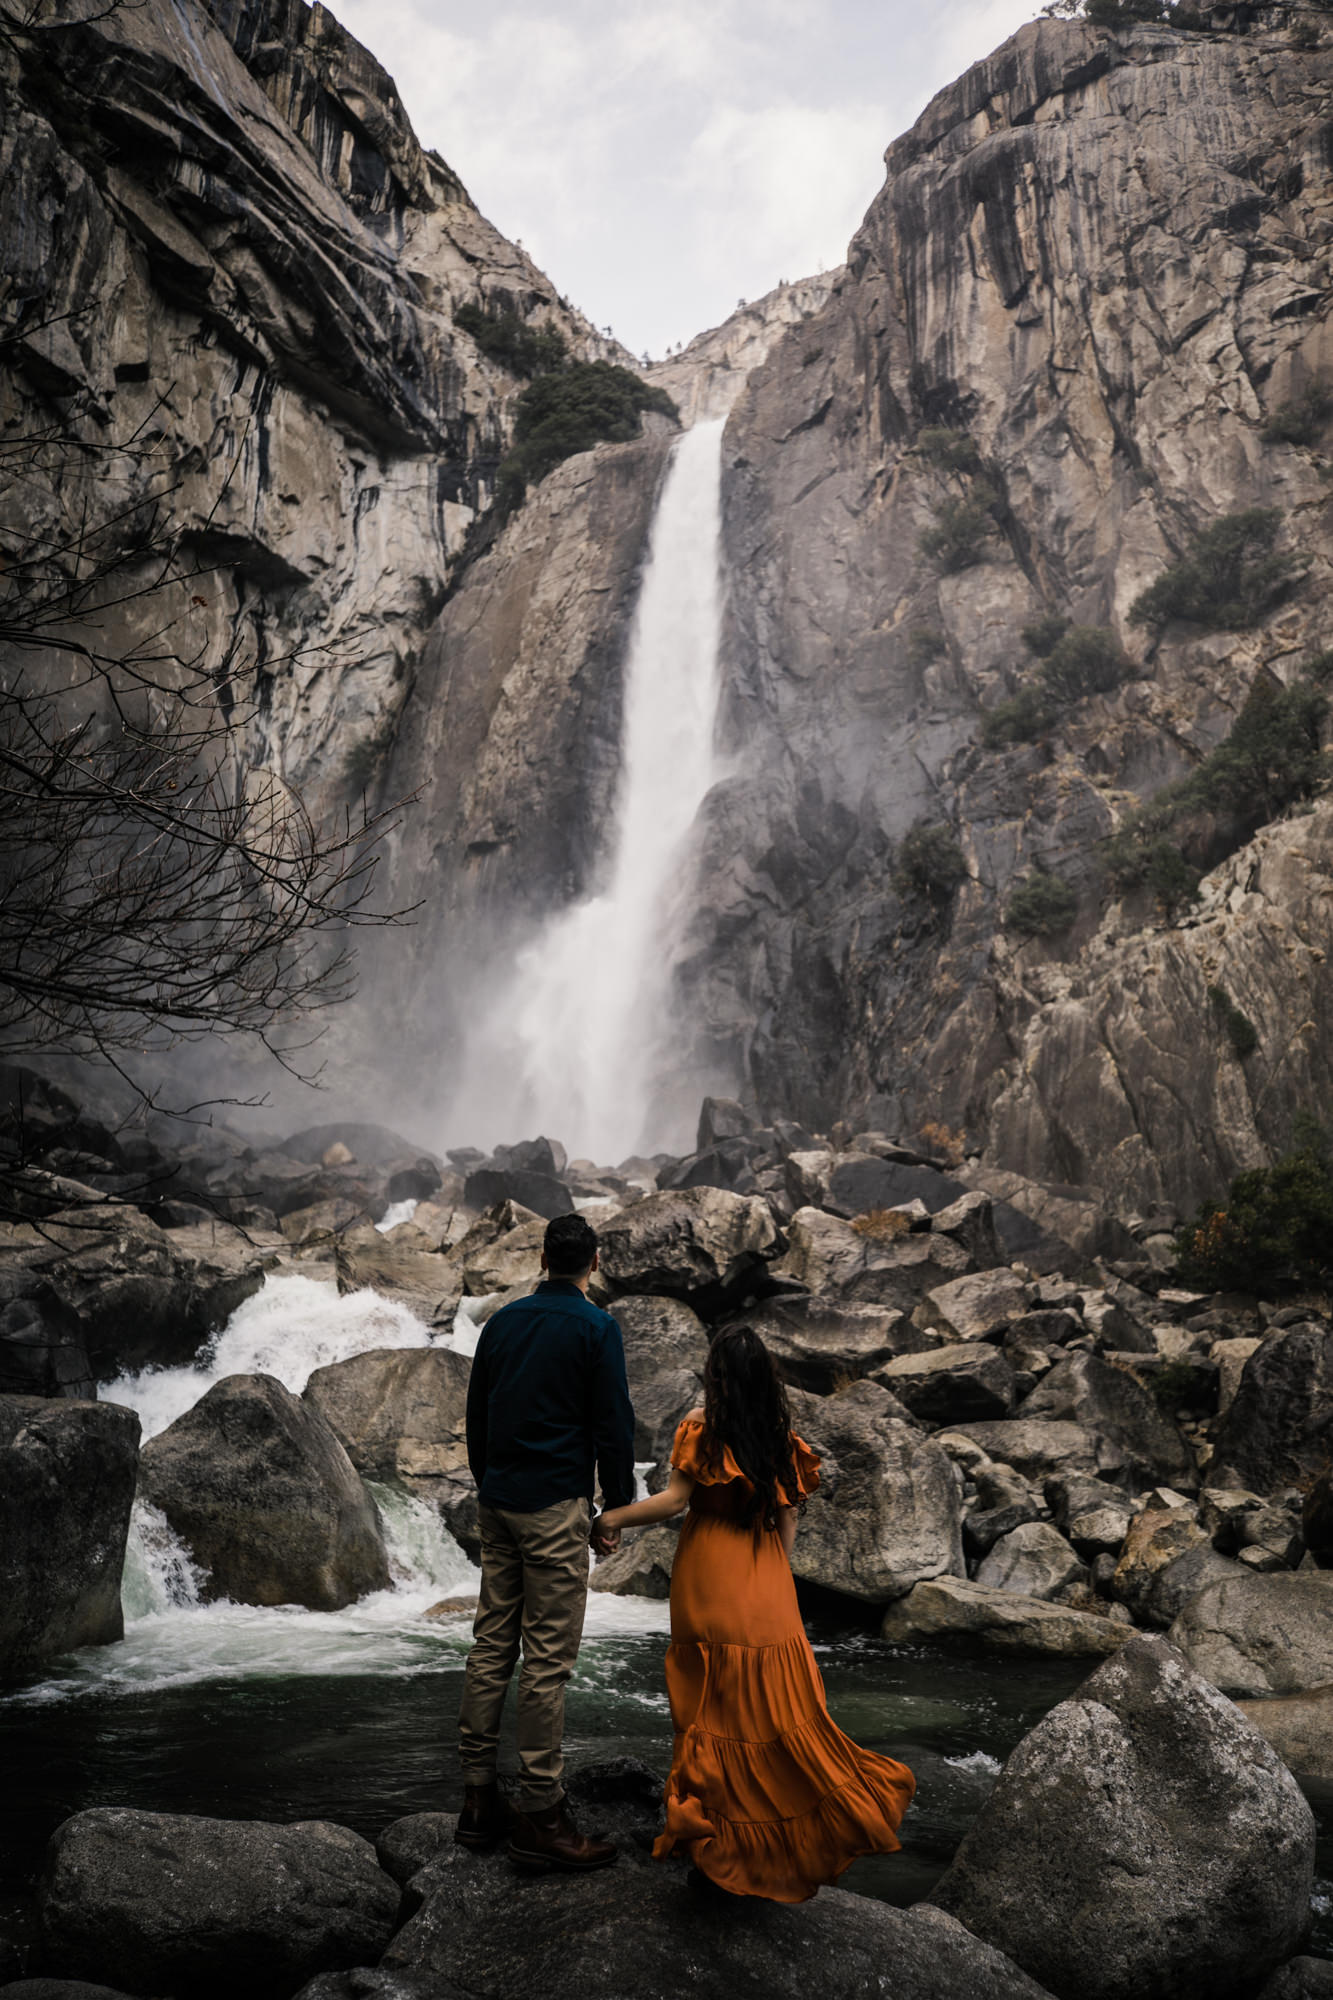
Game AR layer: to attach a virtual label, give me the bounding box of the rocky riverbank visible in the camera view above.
[1,1074,1330,1990]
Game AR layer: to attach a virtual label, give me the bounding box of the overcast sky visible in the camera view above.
[332,0,1040,359]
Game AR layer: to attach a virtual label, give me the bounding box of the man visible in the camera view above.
[456,1211,635,1871]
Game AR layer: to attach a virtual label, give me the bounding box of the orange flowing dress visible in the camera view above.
[652,1416,916,1902]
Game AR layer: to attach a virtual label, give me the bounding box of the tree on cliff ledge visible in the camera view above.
[0,318,411,1124]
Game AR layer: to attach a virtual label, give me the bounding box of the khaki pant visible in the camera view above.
[457,1494,591,1811]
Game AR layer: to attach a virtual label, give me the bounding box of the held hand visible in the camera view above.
[589,1514,622,1558]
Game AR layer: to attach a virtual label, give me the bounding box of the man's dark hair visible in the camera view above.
[544,1212,598,1277]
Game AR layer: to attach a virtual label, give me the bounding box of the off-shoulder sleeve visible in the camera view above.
[670,1416,745,1485]
[781,1432,821,1503]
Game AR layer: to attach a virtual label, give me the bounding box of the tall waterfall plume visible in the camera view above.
[457,418,728,1164]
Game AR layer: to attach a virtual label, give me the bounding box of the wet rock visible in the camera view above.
[1236,1686,1333,1785]
[925,1270,1032,1343]
[614,1295,707,1462]
[374,1813,455,1886]
[290,1971,459,2000]
[461,1166,572,1222]
[334,1225,461,1326]
[773,1207,969,1309]
[280,1198,374,1247]
[744,1294,923,1394]
[0,1274,94,1399]
[0,1982,142,1998]
[1018,1352,1195,1491]
[881,1577,1126,1658]
[1255,1964,1333,2000]
[929,1635,1316,2000]
[0,1395,139,1676]
[588,1524,677,1599]
[785,1381,963,1602]
[381,1829,1054,1998]
[140,1374,390,1610]
[876,1343,1016,1425]
[37,1808,401,2000]
[1169,1573,1333,1696]
[975,1522,1086,1601]
[1211,1323,1333,1496]
[597,1187,779,1315]
[302,1346,475,1546]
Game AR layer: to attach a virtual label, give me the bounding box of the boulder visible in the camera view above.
[334,1226,460,1326]
[1017,1352,1196,1490]
[1236,1685,1333,1784]
[139,1374,390,1610]
[0,1272,94,1399]
[1067,1506,1133,1561]
[929,1191,1003,1268]
[1,1204,265,1377]
[975,1522,1087,1600]
[696,1097,755,1149]
[655,1138,759,1196]
[1211,1322,1333,1496]
[744,1294,923,1394]
[462,1166,572,1221]
[0,1395,140,1676]
[925,1270,1032,1342]
[302,1346,475,1549]
[772,1206,968,1309]
[588,1524,677,1599]
[876,1344,1016,1425]
[1046,1473,1134,1532]
[785,1382,963,1603]
[929,1635,1316,2000]
[947,1420,1124,1488]
[282,1122,440,1170]
[1111,1509,1207,1622]
[1211,1336,1262,1416]
[1255,1965,1333,2000]
[279,1198,373,1247]
[1304,1472,1333,1569]
[823,1154,970,1219]
[1168,1572,1333,1695]
[0,1982,142,1998]
[379,1831,1054,1999]
[457,1218,547,1297]
[881,1577,1127,1657]
[597,1187,779,1314]
[37,1808,401,2000]
[614,1295,707,1462]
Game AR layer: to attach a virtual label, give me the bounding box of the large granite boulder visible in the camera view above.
[772,1206,969,1308]
[378,1833,1055,1999]
[1210,1322,1333,1496]
[333,1226,461,1327]
[0,1395,140,1676]
[881,1577,1127,1658]
[975,1521,1086,1600]
[742,1293,924,1393]
[786,1381,963,1602]
[597,1187,779,1314]
[929,1635,1316,2000]
[925,1269,1032,1342]
[1237,1686,1333,1784]
[614,1295,708,1462]
[588,1524,678,1600]
[462,1165,572,1221]
[302,1346,476,1554]
[1168,1573,1333,1696]
[1255,1966,1333,2000]
[877,1343,1016,1424]
[946,1419,1123,1489]
[37,1808,401,1999]
[139,1374,390,1610]
[0,1273,94,1400]
[1017,1352,1196,1491]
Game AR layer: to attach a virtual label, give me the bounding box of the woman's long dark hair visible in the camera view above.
[702,1325,801,1529]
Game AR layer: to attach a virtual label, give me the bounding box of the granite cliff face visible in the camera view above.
[0,0,628,804]
[700,14,1333,1216]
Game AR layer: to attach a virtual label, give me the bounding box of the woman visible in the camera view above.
[593,1324,915,1902]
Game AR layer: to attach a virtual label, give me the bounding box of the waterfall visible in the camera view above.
[460,416,728,1164]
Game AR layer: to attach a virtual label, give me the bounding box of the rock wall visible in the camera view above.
[0,0,629,807]
[645,272,842,425]
[705,13,1333,1215]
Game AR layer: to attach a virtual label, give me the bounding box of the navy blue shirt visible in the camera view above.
[465,1279,636,1513]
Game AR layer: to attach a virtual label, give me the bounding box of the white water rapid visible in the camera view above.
[458,416,728,1164]
[6,1272,667,1708]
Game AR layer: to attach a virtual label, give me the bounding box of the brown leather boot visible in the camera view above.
[455,1781,514,1850]
[507,1799,617,1873]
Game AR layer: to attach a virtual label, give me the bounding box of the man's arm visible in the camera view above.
[465,1340,489,1491]
[591,1318,637,1512]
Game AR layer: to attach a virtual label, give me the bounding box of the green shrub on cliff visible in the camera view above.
[980,685,1058,748]
[917,427,983,477]
[1176,1133,1333,1293]
[1207,984,1258,1060]
[894,822,968,901]
[495,363,679,516]
[1261,382,1332,448]
[1039,625,1128,702]
[1129,509,1308,632]
[454,302,569,379]
[1005,870,1078,936]
[919,498,996,574]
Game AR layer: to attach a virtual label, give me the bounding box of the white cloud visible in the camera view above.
[330,0,1044,355]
